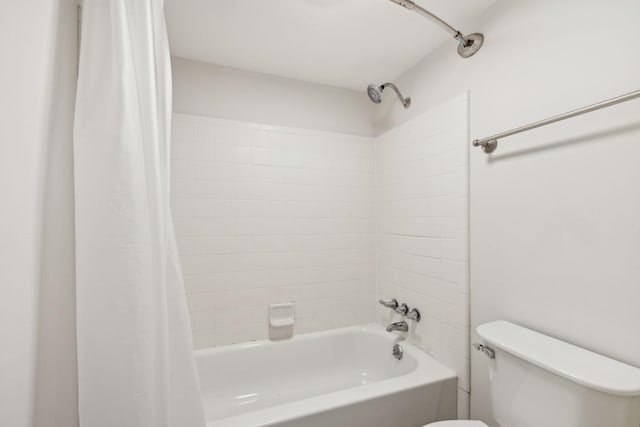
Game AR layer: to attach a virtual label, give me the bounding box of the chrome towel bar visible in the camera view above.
[473,89,640,154]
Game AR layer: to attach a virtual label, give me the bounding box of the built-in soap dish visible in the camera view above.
[269,302,295,328]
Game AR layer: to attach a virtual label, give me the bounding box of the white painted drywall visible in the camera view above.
[165,0,496,90]
[171,57,377,137]
[373,0,640,425]
[0,1,78,426]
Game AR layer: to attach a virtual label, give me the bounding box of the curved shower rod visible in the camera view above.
[388,0,484,58]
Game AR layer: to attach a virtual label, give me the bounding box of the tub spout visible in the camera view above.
[386,321,409,333]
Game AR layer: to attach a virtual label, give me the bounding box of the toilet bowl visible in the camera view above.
[425,421,488,427]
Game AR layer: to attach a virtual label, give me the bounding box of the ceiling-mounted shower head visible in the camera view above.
[367,83,411,109]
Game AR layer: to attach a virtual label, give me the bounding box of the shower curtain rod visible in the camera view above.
[472,89,640,154]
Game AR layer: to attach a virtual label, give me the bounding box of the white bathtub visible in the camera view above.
[196,323,457,427]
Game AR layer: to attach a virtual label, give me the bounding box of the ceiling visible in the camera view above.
[165,0,496,91]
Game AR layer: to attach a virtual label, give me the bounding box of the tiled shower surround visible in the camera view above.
[375,94,470,416]
[171,114,377,347]
[171,93,469,415]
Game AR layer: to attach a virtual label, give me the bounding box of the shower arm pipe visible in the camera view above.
[389,0,470,46]
[382,83,410,104]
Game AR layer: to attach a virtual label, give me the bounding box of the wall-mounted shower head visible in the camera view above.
[367,83,411,109]
[367,85,383,104]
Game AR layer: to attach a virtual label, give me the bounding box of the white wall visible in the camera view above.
[171,114,376,348]
[375,94,470,418]
[373,1,640,425]
[0,1,78,426]
[172,57,376,137]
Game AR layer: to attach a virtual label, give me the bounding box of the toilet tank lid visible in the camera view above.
[477,320,640,396]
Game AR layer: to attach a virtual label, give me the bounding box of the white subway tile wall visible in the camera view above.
[171,114,376,348]
[171,94,471,417]
[375,93,470,416]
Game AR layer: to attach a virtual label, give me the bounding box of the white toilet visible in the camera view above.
[425,320,640,427]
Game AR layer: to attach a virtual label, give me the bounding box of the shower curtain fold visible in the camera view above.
[73,1,205,426]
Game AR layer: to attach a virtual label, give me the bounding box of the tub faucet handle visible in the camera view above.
[406,308,421,322]
[395,303,409,316]
[379,298,398,310]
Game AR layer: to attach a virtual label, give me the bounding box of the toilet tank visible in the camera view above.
[477,321,640,427]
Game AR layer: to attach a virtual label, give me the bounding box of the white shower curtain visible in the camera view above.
[73,1,205,426]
